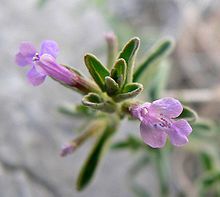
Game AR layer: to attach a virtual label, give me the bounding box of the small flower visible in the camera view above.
[130,97,192,148]
[105,32,117,44]
[60,143,77,157]
[15,40,75,86]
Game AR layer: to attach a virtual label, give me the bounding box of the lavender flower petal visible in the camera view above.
[19,42,36,56]
[168,127,189,146]
[15,53,29,67]
[16,42,36,66]
[173,119,192,136]
[27,67,46,86]
[149,97,183,118]
[140,122,167,148]
[40,40,59,58]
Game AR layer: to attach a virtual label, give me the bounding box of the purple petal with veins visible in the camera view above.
[149,97,183,118]
[140,122,167,148]
[130,97,192,148]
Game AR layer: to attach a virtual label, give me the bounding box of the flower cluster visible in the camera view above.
[15,37,195,191]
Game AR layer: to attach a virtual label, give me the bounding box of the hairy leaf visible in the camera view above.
[105,76,119,96]
[118,37,140,83]
[133,38,174,82]
[110,58,127,88]
[113,83,143,102]
[84,54,110,91]
[82,93,116,113]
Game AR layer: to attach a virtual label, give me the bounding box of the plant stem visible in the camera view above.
[154,149,170,197]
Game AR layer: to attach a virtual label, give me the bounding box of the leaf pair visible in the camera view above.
[82,93,116,113]
[107,58,143,101]
[112,83,143,102]
[84,38,142,102]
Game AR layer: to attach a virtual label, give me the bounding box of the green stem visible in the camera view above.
[70,120,107,147]
[154,149,170,197]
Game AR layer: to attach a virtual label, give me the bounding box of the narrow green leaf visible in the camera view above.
[192,121,212,132]
[82,93,116,113]
[191,120,214,138]
[105,76,119,96]
[58,104,96,118]
[202,172,220,188]
[199,152,214,171]
[118,37,140,83]
[84,54,110,91]
[133,38,174,82]
[177,106,198,123]
[113,83,143,102]
[110,58,127,88]
[76,120,117,191]
[148,60,171,101]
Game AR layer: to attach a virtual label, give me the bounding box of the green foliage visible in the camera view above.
[118,37,140,83]
[84,39,143,102]
[82,93,116,113]
[105,76,119,96]
[148,60,171,101]
[110,58,127,88]
[201,172,220,188]
[113,83,143,102]
[76,119,117,190]
[199,152,215,171]
[111,135,144,151]
[178,106,198,123]
[84,54,110,91]
[58,104,96,118]
[133,38,174,82]
[51,35,209,195]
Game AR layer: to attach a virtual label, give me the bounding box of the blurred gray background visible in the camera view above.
[1,0,220,196]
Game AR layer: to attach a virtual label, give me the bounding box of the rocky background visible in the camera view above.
[1,0,220,196]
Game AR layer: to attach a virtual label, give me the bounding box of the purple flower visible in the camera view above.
[15,40,75,86]
[130,97,192,148]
